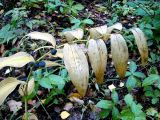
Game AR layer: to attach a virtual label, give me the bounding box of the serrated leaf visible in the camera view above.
[129,61,137,73]
[131,28,148,66]
[133,72,146,78]
[63,43,89,96]
[88,39,107,84]
[26,31,56,47]
[82,19,94,25]
[96,100,113,109]
[49,75,65,90]
[111,90,119,103]
[112,106,120,120]
[126,76,137,91]
[0,52,35,70]
[62,28,83,42]
[0,77,25,105]
[111,34,128,79]
[124,94,133,106]
[142,74,160,87]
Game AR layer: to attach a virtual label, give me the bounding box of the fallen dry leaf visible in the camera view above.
[7,100,22,113]
[64,102,73,111]
[60,111,70,119]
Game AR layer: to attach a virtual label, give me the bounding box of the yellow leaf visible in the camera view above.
[62,28,83,42]
[89,25,109,40]
[111,34,128,79]
[0,52,35,70]
[131,28,148,66]
[63,44,89,96]
[26,31,56,47]
[18,78,35,96]
[43,60,62,67]
[87,39,107,84]
[107,23,122,34]
[60,111,70,119]
[0,77,25,105]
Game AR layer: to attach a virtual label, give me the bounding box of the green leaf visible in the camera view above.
[125,71,132,77]
[148,67,158,75]
[142,74,160,87]
[73,4,84,10]
[121,107,134,120]
[145,91,154,97]
[129,61,137,73]
[126,76,137,91]
[135,8,146,16]
[82,19,94,25]
[96,100,113,109]
[99,109,110,119]
[49,75,65,90]
[112,106,120,120]
[133,72,146,78]
[131,102,143,116]
[146,108,158,117]
[39,77,53,89]
[60,69,68,78]
[151,97,159,104]
[70,18,81,24]
[124,94,133,106]
[111,90,119,103]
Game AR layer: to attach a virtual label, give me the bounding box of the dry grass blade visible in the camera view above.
[62,28,83,42]
[88,39,107,84]
[0,77,25,105]
[63,43,89,96]
[26,31,56,47]
[0,52,35,70]
[111,34,128,79]
[131,28,148,66]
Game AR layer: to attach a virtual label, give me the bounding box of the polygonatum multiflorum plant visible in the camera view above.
[0,23,148,107]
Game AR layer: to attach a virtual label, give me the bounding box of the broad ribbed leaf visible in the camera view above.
[62,28,83,42]
[111,34,128,79]
[0,52,35,70]
[63,43,89,96]
[0,77,25,105]
[88,39,107,84]
[89,25,110,40]
[26,31,56,47]
[131,28,148,66]
[107,23,122,34]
